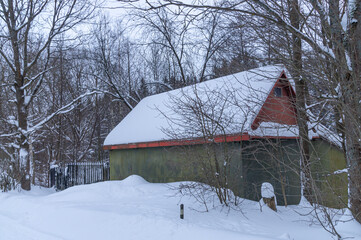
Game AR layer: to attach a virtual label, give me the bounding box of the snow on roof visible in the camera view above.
[104,65,291,146]
[307,111,343,148]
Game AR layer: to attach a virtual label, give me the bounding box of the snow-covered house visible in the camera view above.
[104,65,346,206]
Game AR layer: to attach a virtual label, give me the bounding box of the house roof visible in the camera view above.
[104,65,304,148]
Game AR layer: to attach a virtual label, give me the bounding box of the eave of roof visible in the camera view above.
[102,133,317,150]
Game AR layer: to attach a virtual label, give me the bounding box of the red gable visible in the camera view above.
[251,71,297,130]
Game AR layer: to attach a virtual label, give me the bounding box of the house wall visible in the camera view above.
[310,139,347,208]
[239,139,301,205]
[110,146,192,183]
[109,138,347,207]
[109,139,305,205]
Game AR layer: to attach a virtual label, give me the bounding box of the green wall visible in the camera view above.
[310,139,348,208]
[109,139,311,205]
[109,139,346,207]
[110,146,193,183]
[239,139,301,205]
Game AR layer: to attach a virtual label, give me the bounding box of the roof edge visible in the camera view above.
[103,133,312,150]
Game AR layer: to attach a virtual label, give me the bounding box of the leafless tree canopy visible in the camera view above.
[0,0,359,237]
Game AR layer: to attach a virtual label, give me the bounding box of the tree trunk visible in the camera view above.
[347,0,361,223]
[16,79,31,191]
[288,0,313,203]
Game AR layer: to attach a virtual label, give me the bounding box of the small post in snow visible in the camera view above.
[180,204,184,219]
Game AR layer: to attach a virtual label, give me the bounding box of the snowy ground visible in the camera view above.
[0,176,360,240]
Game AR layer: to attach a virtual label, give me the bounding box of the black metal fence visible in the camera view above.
[50,162,110,190]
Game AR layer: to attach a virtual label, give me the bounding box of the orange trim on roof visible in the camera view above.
[103,133,321,150]
[103,134,250,150]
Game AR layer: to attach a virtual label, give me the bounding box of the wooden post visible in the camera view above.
[180,204,184,219]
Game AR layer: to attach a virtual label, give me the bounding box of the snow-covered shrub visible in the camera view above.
[0,172,16,192]
[0,159,17,192]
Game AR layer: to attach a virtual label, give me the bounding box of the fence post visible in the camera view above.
[180,204,184,219]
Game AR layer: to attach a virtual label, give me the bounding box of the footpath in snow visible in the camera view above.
[0,175,360,240]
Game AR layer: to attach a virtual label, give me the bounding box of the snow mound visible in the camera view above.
[278,233,292,239]
[261,182,275,198]
[121,175,149,186]
[298,196,312,207]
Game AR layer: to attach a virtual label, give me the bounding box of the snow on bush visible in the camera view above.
[0,159,17,192]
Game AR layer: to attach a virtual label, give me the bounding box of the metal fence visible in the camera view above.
[50,162,110,190]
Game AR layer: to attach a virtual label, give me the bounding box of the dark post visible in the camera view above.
[180,204,184,219]
[50,168,55,187]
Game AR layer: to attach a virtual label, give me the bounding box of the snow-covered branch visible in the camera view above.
[27,91,102,134]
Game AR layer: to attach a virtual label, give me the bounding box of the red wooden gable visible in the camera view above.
[251,71,297,130]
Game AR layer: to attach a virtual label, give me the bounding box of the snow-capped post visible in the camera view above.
[261,182,277,212]
[180,204,184,219]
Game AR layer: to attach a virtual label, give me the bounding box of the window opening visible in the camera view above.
[274,87,282,97]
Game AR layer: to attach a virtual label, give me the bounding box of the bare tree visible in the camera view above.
[131,4,233,87]
[0,0,96,190]
[90,17,144,111]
